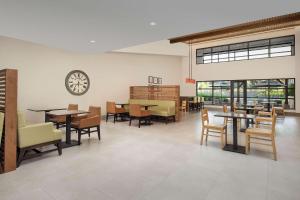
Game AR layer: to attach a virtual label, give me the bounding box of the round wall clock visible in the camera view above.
[65,70,90,96]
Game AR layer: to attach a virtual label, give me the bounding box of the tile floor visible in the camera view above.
[1,111,300,200]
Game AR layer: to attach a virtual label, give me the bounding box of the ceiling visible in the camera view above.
[0,0,299,53]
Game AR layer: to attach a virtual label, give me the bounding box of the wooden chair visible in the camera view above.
[49,104,78,129]
[253,104,264,115]
[256,107,276,126]
[106,101,127,123]
[129,104,151,128]
[71,106,101,145]
[223,105,232,123]
[181,100,187,112]
[245,114,277,160]
[200,109,227,148]
[274,104,285,117]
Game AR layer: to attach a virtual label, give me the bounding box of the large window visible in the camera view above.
[196,78,295,110]
[196,35,295,64]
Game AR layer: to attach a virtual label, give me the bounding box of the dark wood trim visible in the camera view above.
[169,12,300,44]
[17,140,62,167]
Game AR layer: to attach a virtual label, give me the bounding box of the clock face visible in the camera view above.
[65,70,90,96]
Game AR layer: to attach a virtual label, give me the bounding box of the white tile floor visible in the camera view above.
[1,111,300,200]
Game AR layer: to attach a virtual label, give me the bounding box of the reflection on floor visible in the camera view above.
[1,112,300,200]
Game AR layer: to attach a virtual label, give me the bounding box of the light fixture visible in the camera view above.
[149,22,157,26]
[89,40,96,44]
[186,40,195,84]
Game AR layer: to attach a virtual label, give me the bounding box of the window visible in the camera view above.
[196,35,295,64]
[196,78,295,110]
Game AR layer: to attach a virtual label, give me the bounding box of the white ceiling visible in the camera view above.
[0,0,299,53]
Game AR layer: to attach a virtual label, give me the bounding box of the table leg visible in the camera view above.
[223,117,245,154]
[61,115,78,148]
[45,112,49,122]
[233,118,238,149]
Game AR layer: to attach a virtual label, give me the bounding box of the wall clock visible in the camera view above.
[65,70,90,96]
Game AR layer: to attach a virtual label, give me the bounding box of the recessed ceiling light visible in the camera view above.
[89,40,96,43]
[149,22,157,26]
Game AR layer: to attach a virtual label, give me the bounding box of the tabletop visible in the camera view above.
[28,108,66,112]
[47,110,89,116]
[214,112,255,119]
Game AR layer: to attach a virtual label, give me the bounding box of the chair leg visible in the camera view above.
[245,134,249,154]
[113,114,116,123]
[129,117,132,126]
[56,123,60,129]
[97,125,101,140]
[88,128,91,138]
[57,141,62,155]
[78,129,81,145]
[17,149,26,167]
[106,113,109,122]
[200,128,205,145]
[220,131,224,148]
[271,136,277,161]
[205,129,209,145]
[138,118,141,128]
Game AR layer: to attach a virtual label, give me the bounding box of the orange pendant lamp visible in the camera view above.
[186,41,195,84]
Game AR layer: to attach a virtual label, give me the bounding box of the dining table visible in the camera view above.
[214,112,255,154]
[28,108,66,122]
[46,110,89,148]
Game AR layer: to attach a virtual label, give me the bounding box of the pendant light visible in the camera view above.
[185,40,195,84]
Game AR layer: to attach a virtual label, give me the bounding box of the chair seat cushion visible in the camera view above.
[245,128,272,136]
[205,124,226,131]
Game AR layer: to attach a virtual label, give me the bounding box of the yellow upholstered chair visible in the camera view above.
[129,104,151,128]
[17,112,62,166]
[71,106,101,145]
[200,109,227,148]
[106,101,127,123]
[245,114,277,160]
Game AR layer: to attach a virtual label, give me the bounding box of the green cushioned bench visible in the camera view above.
[129,99,176,123]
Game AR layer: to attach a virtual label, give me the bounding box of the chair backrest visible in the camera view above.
[201,109,209,126]
[106,101,116,113]
[271,114,277,135]
[88,106,101,117]
[68,104,78,111]
[129,104,142,117]
[223,105,228,113]
[0,112,4,148]
[271,107,276,116]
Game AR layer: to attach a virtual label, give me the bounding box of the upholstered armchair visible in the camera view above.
[17,112,62,166]
[129,104,151,128]
[71,106,101,145]
[48,104,78,128]
[106,101,127,123]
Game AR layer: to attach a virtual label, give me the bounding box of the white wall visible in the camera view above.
[0,36,181,122]
[180,28,299,112]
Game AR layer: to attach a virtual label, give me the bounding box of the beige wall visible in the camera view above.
[0,36,181,122]
[180,28,299,112]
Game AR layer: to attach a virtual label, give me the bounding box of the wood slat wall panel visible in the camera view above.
[0,69,17,173]
[130,85,180,121]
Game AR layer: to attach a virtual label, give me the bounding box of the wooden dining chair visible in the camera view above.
[181,100,187,112]
[49,104,78,129]
[200,109,227,148]
[256,107,276,126]
[245,114,277,160]
[71,106,101,145]
[129,104,151,128]
[106,101,127,123]
[223,105,232,123]
[273,103,285,117]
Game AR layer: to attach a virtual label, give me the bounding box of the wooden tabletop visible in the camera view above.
[28,108,66,112]
[214,112,255,119]
[47,110,89,116]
